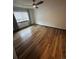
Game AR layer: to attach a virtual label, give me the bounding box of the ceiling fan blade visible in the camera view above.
[33,0,35,2]
[36,1,44,5]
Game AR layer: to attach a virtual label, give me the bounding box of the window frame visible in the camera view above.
[14,11,30,23]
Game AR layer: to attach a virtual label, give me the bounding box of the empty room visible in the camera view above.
[13,0,66,59]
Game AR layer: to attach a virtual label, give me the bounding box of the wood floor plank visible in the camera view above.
[14,25,66,59]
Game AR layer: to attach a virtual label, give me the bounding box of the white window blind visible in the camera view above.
[14,11,29,22]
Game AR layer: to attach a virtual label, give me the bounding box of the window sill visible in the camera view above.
[17,20,29,23]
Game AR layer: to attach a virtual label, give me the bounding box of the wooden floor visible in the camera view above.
[14,25,66,59]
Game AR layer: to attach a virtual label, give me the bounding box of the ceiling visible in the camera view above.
[13,0,41,8]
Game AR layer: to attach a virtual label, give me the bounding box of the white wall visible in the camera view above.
[35,0,66,29]
[29,9,35,24]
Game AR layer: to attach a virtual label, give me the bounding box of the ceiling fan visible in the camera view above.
[32,0,44,8]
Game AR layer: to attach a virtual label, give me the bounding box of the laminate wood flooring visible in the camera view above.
[13,25,66,59]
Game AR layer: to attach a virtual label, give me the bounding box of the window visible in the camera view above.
[14,11,29,22]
